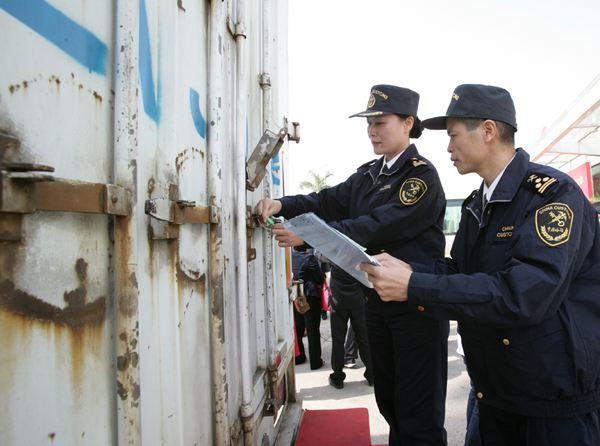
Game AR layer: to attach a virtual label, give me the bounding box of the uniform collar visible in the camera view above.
[486,148,529,203]
[482,152,517,204]
[382,151,404,171]
[466,148,529,225]
[365,144,418,179]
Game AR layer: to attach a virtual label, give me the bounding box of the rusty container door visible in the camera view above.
[0,1,118,444]
[0,0,293,445]
[135,0,213,444]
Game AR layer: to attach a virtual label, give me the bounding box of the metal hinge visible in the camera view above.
[145,183,221,241]
[0,133,132,241]
[246,126,287,191]
[226,16,247,39]
[145,198,220,225]
[286,118,300,143]
[246,206,257,261]
[245,119,300,192]
[0,172,131,216]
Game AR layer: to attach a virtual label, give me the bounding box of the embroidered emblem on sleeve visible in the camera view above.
[527,174,558,195]
[535,203,573,247]
[399,178,427,205]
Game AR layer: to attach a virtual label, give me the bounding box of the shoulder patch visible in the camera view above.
[535,202,573,247]
[411,157,427,168]
[526,173,558,195]
[399,178,427,205]
[357,158,378,172]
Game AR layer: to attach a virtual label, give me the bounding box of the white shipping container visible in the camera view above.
[0,0,296,444]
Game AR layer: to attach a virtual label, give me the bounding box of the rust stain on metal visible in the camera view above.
[117,380,128,400]
[0,258,106,327]
[48,75,60,87]
[176,263,206,288]
[0,213,23,241]
[48,432,56,440]
[117,350,139,372]
[175,147,205,172]
[129,272,138,289]
[208,194,225,343]
[147,177,155,195]
[116,218,139,317]
[132,382,140,400]
[92,91,102,103]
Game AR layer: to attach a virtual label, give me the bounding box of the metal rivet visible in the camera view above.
[111,195,119,203]
[502,338,510,346]
[476,392,483,399]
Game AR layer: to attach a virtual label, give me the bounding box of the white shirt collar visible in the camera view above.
[482,153,517,204]
[381,150,404,173]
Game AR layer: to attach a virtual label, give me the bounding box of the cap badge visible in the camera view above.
[399,178,427,205]
[367,94,376,108]
[371,89,389,100]
[535,203,573,247]
[452,93,460,101]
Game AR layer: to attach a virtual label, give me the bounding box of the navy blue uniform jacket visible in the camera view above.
[277,144,446,302]
[409,148,600,417]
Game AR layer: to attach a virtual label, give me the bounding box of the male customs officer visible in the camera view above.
[362,84,600,445]
[257,85,449,445]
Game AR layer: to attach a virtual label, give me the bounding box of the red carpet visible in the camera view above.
[295,408,372,446]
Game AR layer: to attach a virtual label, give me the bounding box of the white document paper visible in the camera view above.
[284,213,380,288]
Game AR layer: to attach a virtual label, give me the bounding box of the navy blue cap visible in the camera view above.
[349,84,420,118]
[422,84,517,131]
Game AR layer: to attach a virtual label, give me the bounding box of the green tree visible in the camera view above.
[299,170,333,193]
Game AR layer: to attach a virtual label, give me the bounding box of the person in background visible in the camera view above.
[292,248,325,370]
[256,84,449,446]
[344,324,358,368]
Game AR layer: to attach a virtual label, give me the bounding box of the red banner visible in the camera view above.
[567,162,593,200]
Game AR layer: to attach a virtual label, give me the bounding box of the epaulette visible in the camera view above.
[357,158,378,172]
[525,173,559,195]
[410,157,427,168]
[462,190,478,210]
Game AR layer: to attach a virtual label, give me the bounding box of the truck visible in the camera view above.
[0,1,298,444]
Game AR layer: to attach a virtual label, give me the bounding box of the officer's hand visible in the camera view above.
[271,224,304,247]
[255,199,282,224]
[373,253,413,272]
[360,254,412,302]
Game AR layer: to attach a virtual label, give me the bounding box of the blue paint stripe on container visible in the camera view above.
[272,153,281,185]
[0,0,108,75]
[139,0,159,123]
[189,88,206,139]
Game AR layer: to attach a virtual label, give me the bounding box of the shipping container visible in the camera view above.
[0,0,297,444]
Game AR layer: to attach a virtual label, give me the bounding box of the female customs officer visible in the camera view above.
[256,84,449,446]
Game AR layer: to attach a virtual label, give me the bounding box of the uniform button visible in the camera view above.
[476,392,484,400]
[417,306,425,312]
[502,338,510,346]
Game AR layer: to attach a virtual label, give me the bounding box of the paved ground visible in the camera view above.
[295,319,470,445]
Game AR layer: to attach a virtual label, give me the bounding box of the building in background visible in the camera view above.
[530,73,600,213]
